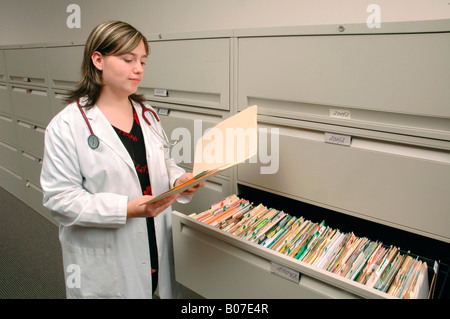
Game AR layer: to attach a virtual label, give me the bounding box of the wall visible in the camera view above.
[1,0,449,46]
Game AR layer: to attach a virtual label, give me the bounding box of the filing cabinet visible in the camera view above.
[0,114,16,145]
[15,120,45,159]
[1,20,449,299]
[172,210,394,298]
[0,140,21,175]
[21,151,42,187]
[10,86,52,127]
[46,45,83,90]
[0,165,26,202]
[156,103,235,215]
[140,37,230,110]
[0,84,12,115]
[0,50,6,82]
[237,118,450,242]
[237,32,450,142]
[4,48,48,87]
[157,104,229,174]
[171,20,450,299]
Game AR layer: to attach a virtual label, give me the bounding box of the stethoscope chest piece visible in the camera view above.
[88,134,100,149]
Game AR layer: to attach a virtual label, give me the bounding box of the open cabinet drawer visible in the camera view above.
[172,210,404,299]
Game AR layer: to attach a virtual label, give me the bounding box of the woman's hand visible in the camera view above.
[174,172,205,195]
[127,194,180,219]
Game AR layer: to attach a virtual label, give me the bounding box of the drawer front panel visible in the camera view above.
[238,33,450,141]
[21,151,42,186]
[11,87,51,126]
[46,46,84,89]
[140,38,230,110]
[16,121,45,158]
[0,165,25,201]
[0,114,17,145]
[238,122,450,242]
[5,48,47,86]
[0,84,12,115]
[0,141,21,174]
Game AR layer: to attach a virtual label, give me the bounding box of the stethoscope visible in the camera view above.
[77,99,178,149]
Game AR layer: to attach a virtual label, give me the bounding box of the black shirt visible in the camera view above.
[113,108,158,293]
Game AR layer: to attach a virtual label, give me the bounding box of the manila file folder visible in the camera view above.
[139,105,258,205]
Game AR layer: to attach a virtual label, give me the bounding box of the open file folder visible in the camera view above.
[139,105,258,205]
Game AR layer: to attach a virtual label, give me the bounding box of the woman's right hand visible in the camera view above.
[127,194,180,219]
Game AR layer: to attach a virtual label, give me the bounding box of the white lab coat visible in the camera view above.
[40,99,188,299]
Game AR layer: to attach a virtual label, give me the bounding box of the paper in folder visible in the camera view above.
[139,105,258,205]
[190,195,432,299]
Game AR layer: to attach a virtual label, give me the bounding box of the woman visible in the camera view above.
[40,21,203,298]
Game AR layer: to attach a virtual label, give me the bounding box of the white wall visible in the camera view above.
[1,0,449,46]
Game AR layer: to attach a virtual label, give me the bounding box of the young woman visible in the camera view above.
[40,20,203,298]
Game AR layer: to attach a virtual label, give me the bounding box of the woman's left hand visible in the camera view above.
[174,173,205,195]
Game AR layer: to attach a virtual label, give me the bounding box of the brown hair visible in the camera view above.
[65,21,149,108]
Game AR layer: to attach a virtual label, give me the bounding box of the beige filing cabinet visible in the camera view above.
[1,44,84,224]
[171,20,450,299]
[0,20,448,298]
[141,31,236,216]
[46,45,84,116]
[140,32,232,111]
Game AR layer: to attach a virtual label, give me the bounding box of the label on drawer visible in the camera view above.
[330,109,351,119]
[324,132,352,147]
[157,108,170,116]
[154,88,168,97]
[270,261,300,284]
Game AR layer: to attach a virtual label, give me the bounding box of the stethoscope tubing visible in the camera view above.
[76,98,175,149]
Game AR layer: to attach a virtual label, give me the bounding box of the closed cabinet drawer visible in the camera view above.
[0,84,12,115]
[46,46,83,89]
[140,38,230,110]
[50,91,69,116]
[0,50,6,82]
[16,121,45,158]
[238,121,450,243]
[0,114,17,145]
[0,165,25,202]
[4,48,47,86]
[0,140,21,174]
[21,151,42,186]
[238,33,450,141]
[11,86,51,126]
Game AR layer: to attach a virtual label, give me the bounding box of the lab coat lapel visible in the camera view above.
[85,106,136,171]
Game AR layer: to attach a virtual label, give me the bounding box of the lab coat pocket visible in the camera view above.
[62,241,121,298]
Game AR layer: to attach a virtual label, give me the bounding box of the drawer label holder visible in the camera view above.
[270,261,301,284]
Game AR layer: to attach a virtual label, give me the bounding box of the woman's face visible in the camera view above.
[93,40,148,97]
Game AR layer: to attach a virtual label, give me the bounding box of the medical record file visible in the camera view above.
[189,195,434,299]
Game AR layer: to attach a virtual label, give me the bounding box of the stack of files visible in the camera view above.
[190,195,432,299]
